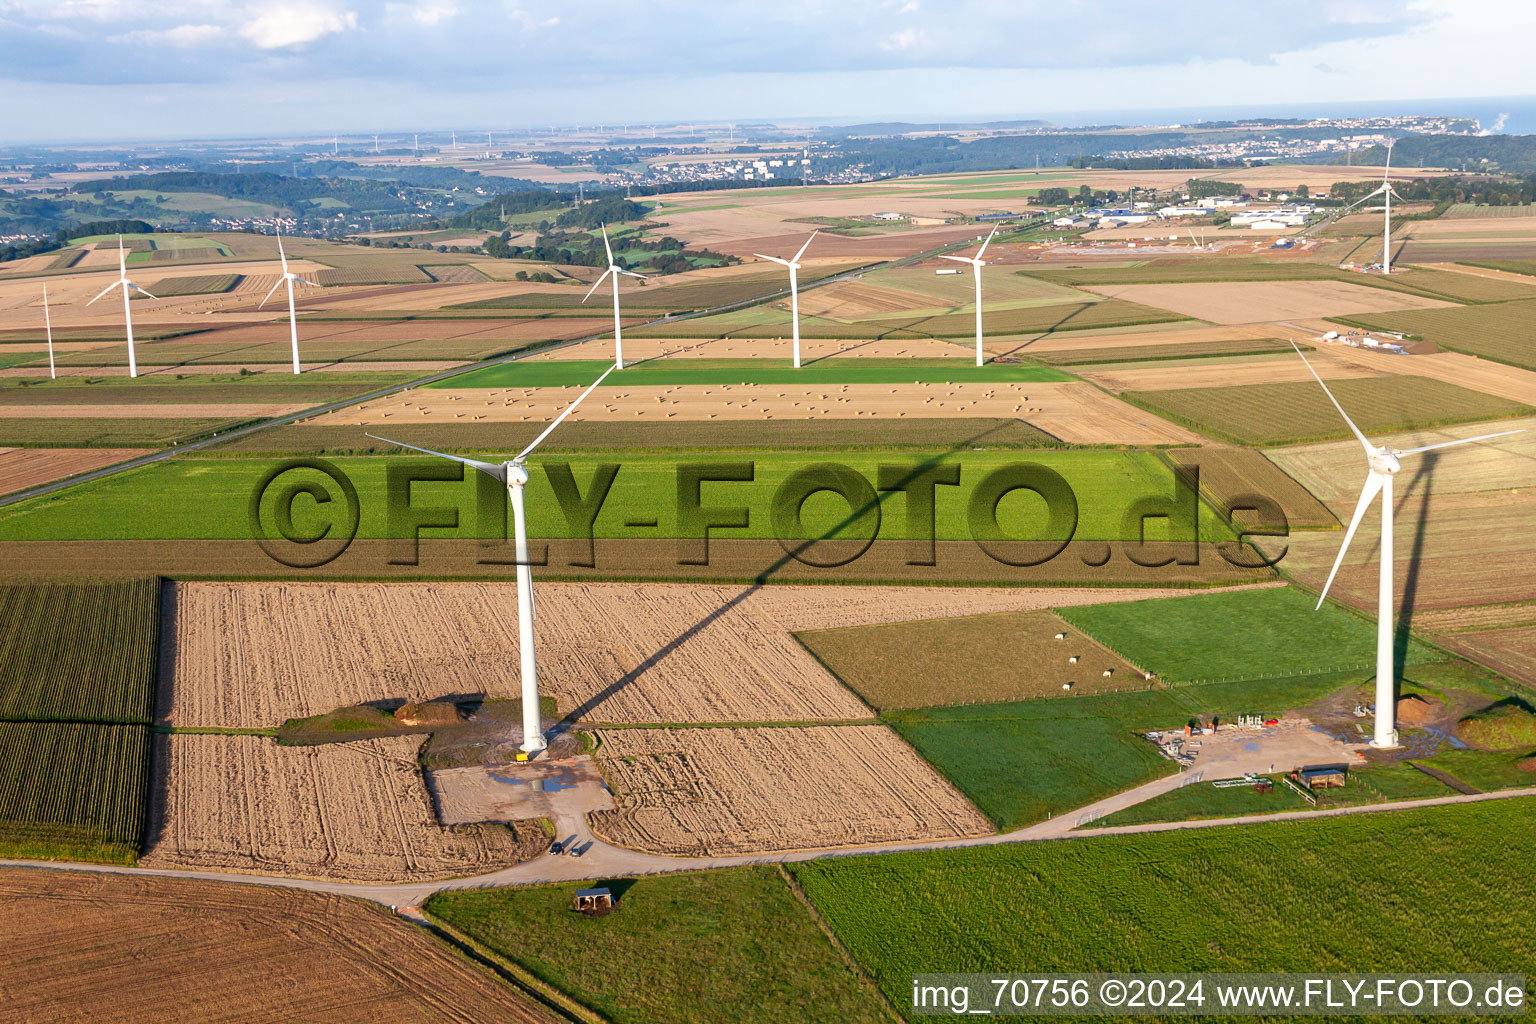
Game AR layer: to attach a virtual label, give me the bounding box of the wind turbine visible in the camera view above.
[1294,342,1522,748]
[1377,140,1400,274]
[258,225,319,374]
[581,225,646,370]
[368,365,616,755]
[753,231,817,368]
[86,237,157,378]
[938,224,999,366]
[42,285,55,379]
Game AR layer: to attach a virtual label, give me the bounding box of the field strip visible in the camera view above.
[1080,281,1455,325]
[1080,352,1380,393]
[308,381,1203,444]
[0,447,153,496]
[0,402,309,419]
[1320,346,1536,406]
[4,788,1533,907]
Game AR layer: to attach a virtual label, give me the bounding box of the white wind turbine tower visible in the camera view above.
[1378,140,1400,274]
[938,224,999,367]
[258,226,319,374]
[42,285,56,379]
[581,225,646,370]
[1294,342,1522,748]
[368,365,616,754]
[753,231,817,368]
[87,237,157,378]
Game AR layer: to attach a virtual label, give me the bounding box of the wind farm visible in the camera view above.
[1,14,1535,1021]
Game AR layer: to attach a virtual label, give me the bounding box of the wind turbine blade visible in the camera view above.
[617,269,647,279]
[975,224,1000,261]
[294,278,320,288]
[753,254,791,266]
[129,284,158,300]
[259,278,284,308]
[601,224,614,265]
[581,268,613,303]
[1290,341,1374,456]
[792,229,818,264]
[517,363,617,460]
[1316,473,1385,609]
[276,223,288,274]
[87,281,119,305]
[118,237,126,275]
[366,434,506,480]
[1396,429,1524,456]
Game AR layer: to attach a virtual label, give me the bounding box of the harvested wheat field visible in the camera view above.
[1002,323,1280,355]
[1321,347,1536,407]
[526,335,968,360]
[1081,281,1454,324]
[0,868,558,1024]
[141,733,543,881]
[588,724,992,855]
[0,446,151,495]
[313,381,1201,444]
[1079,351,1382,393]
[165,581,1219,729]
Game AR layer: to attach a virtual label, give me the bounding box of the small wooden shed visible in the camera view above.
[1297,763,1348,790]
[573,887,616,915]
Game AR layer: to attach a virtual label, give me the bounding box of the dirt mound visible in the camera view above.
[394,700,464,726]
[1395,694,1441,728]
[1517,755,1536,773]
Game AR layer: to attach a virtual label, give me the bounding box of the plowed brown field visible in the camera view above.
[165,581,1224,728]
[140,733,543,881]
[0,446,151,495]
[0,868,558,1024]
[588,724,992,855]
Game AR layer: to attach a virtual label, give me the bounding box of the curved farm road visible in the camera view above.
[4,785,1532,908]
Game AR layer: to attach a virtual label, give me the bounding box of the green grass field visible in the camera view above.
[1086,763,1457,828]
[1332,298,1536,372]
[0,450,1242,545]
[1056,586,1439,684]
[429,358,1075,389]
[0,722,150,863]
[1123,376,1532,446]
[426,866,889,1024]
[790,797,1536,1018]
[881,666,1365,831]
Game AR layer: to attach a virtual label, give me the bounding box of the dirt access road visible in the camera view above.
[8,787,1531,910]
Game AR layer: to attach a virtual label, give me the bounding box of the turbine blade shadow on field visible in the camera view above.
[554,425,997,727]
[1394,450,1437,672]
[991,303,1092,358]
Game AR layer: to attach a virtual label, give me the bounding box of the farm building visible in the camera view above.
[573,888,617,915]
[1297,764,1349,790]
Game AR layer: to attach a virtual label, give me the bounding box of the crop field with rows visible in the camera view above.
[0,578,160,722]
[1334,298,1536,371]
[0,722,150,862]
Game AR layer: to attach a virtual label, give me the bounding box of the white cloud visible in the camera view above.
[882,27,927,53]
[239,4,356,49]
[115,22,226,46]
[385,0,457,26]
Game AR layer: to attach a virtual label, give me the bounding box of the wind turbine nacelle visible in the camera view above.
[1370,449,1402,475]
[506,462,530,486]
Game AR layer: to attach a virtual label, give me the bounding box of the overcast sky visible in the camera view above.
[1,0,1533,143]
